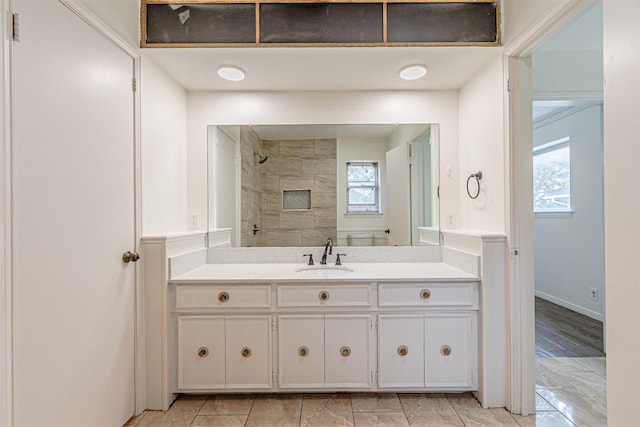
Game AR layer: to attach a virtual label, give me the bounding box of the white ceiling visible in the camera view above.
[143,46,503,92]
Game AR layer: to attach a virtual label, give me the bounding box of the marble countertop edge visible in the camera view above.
[169,262,479,284]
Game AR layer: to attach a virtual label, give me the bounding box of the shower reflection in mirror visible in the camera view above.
[207,124,439,248]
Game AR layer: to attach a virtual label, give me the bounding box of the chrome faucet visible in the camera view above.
[320,237,333,265]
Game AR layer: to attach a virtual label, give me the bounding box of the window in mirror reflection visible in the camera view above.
[346,161,380,213]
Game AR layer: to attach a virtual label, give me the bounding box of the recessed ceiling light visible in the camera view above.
[217,66,245,82]
[399,64,427,80]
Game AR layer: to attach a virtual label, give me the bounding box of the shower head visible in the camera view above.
[254,152,268,164]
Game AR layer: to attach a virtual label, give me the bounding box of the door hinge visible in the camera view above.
[272,371,279,383]
[132,77,137,92]
[506,78,512,93]
[511,247,520,257]
[272,317,278,332]
[12,14,21,42]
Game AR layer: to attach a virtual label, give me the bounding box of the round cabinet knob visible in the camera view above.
[441,345,452,356]
[197,347,209,358]
[241,347,252,358]
[218,291,229,303]
[318,291,330,301]
[397,345,409,356]
[420,289,431,300]
[298,346,309,357]
[340,346,351,357]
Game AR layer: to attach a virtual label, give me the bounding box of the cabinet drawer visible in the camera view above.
[378,282,477,308]
[176,285,271,310]
[277,284,371,308]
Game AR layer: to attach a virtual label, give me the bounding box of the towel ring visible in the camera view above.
[466,171,483,199]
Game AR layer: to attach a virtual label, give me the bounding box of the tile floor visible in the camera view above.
[125,357,606,427]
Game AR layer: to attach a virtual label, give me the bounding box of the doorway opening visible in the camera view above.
[529,2,606,425]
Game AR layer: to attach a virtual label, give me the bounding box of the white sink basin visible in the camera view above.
[295,265,354,277]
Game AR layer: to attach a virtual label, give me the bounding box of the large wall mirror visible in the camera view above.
[207,123,439,247]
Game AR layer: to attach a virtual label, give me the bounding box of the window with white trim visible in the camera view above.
[346,161,380,213]
[533,137,571,212]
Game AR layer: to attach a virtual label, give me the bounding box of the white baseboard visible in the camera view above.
[535,290,604,322]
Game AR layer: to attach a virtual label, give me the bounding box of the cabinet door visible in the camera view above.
[278,315,324,388]
[178,316,225,389]
[226,315,272,389]
[377,314,424,388]
[325,314,371,388]
[425,313,475,388]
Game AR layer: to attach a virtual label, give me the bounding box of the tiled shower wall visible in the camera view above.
[262,139,337,247]
[240,126,265,246]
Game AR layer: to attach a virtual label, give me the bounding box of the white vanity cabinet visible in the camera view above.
[177,315,272,390]
[178,314,272,390]
[377,312,476,389]
[175,283,273,391]
[171,275,478,394]
[377,282,478,390]
[278,314,371,389]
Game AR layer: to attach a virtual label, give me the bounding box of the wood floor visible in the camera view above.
[535,297,604,358]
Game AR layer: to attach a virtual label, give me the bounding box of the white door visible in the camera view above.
[178,316,226,389]
[214,127,240,245]
[386,143,411,245]
[226,315,272,389]
[325,314,371,388]
[12,1,136,425]
[378,314,424,388]
[278,315,324,388]
[425,313,474,388]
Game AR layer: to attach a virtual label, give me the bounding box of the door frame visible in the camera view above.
[1,0,13,425]
[503,0,598,415]
[0,1,143,425]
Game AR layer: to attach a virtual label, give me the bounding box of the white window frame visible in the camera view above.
[533,137,572,215]
[346,161,380,214]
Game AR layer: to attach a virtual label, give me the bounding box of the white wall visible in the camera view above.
[336,137,388,244]
[532,2,603,99]
[533,51,603,98]
[141,58,189,235]
[533,105,604,321]
[457,55,506,233]
[603,1,640,424]
[187,90,460,237]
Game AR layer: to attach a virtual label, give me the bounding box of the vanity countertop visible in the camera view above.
[169,262,479,283]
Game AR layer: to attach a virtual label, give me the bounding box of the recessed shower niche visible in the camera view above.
[283,190,312,211]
